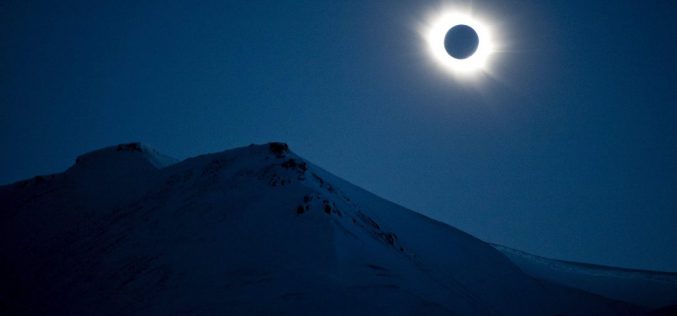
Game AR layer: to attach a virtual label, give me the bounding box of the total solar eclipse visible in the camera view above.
[444,25,479,59]
[423,10,496,76]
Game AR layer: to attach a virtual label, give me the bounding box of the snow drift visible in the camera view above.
[492,244,677,309]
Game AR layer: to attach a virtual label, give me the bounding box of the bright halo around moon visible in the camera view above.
[424,10,496,77]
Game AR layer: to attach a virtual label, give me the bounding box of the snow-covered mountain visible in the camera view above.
[0,142,652,315]
[492,244,677,309]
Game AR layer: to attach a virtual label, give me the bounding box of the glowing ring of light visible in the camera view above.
[426,11,495,76]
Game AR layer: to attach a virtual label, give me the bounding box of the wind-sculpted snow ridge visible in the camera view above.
[74,142,179,169]
[0,142,645,315]
[492,244,677,310]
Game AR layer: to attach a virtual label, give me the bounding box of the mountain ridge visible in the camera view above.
[0,142,647,315]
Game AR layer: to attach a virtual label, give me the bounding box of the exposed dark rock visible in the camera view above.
[378,233,398,246]
[268,142,289,156]
[116,143,143,152]
[357,211,380,230]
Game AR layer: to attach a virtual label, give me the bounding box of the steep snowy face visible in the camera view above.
[0,142,641,315]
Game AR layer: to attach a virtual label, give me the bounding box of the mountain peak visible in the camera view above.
[74,142,178,169]
[267,142,289,155]
[0,142,654,315]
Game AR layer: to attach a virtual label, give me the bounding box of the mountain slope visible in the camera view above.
[0,142,642,315]
[492,244,677,309]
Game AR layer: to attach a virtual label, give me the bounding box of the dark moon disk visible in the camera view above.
[444,25,480,59]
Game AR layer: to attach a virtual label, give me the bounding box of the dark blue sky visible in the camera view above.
[2,0,676,271]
